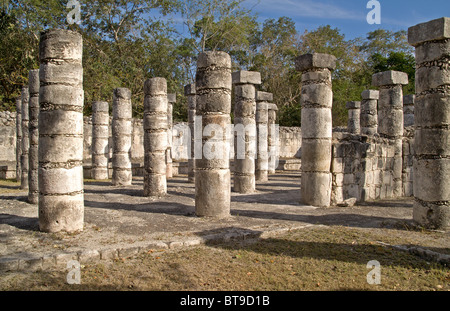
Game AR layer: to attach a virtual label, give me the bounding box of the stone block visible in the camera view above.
[232,71,261,85]
[195,169,231,218]
[196,91,232,114]
[414,128,450,156]
[235,84,256,100]
[301,70,332,83]
[197,51,231,69]
[301,172,332,207]
[372,70,409,86]
[413,200,449,230]
[39,166,83,194]
[301,139,332,172]
[114,88,131,100]
[408,17,450,47]
[361,90,380,100]
[415,93,450,127]
[414,158,450,202]
[184,83,196,96]
[167,93,176,103]
[346,101,361,109]
[301,84,333,107]
[295,53,337,72]
[39,193,84,233]
[256,91,273,102]
[301,108,332,138]
[39,29,83,61]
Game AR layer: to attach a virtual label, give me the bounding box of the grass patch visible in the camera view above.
[0,226,448,291]
[0,179,21,194]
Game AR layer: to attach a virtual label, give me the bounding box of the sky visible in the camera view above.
[239,0,450,40]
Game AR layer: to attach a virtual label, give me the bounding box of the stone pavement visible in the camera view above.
[0,172,417,272]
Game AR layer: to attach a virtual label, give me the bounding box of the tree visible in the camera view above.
[298,25,369,126]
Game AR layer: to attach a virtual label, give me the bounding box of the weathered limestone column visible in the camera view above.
[91,101,109,180]
[15,97,22,181]
[38,29,84,232]
[255,91,271,182]
[346,101,361,134]
[296,53,336,208]
[143,78,168,196]
[28,70,39,204]
[185,84,196,183]
[195,51,231,218]
[360,90,379,136]
[232,71,261,193]
[408,17,450,230]
[373,70,408,197]
[403,95,415,128]
[166,93,175,178]
[20,86,29,190]
[268,103,279,174]
[112,88,132,186]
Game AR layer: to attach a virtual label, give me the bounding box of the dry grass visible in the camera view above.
[0,179,21,194]
[1,226,448,291]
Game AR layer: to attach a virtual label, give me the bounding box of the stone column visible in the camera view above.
[403,95,415,128]
[15,97,22,181]
[28,70,39,204]
[38,29,84,232]
[185,84,197,183]
[346,101,361,134]
[268,103,279,174]
[296,53,336,208]
[255,91,271,182]
[232,71,261,193]
[372,70,408,197]
[112,88,132,186]
[166,93,175,178]
[195,51,231,218]
[20,86,29,190]
[92,101,109,180]
[408,17,450,230]
[360,90,379,136]
[143,78,168,196]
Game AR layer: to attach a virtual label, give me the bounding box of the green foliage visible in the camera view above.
[0,0,416,126]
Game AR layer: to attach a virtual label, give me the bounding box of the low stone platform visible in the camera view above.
[0,172,428,271]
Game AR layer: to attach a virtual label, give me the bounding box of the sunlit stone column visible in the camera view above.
[38,29,84,232]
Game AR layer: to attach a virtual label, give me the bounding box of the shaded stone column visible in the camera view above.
[255,91,271,182]
[346,101,361,134]
[403,95,415,128]
[38,29,84,232]
[15,96,22,181]
[296,53,336,208]
[92,101,109,180]
[373,70,408,197]
[185,84,196,183]
[20,86,29,190]
[360,90,379,136]
[166,93,175,178]
[28,70,39,204]
[408,17,450,230]
[112,88,132,186]
[232,71,261,193]
[195,51,231,218]
[268,103,279,174]
[143,78,168,196]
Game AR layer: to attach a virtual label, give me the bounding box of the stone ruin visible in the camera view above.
[1,17,449,232]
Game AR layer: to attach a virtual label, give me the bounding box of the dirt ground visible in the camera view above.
[0,171,449,291]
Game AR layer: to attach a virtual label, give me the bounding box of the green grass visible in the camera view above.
[1,226,448,291]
